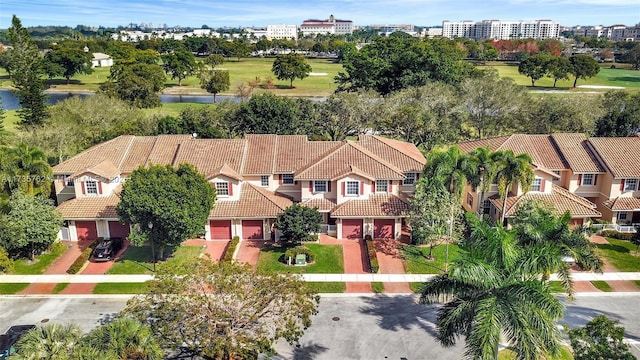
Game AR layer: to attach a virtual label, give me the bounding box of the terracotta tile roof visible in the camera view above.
[331,194,409,217]
[489,184,601,218]
[274,136,342,173]
[602,197,640,211]
[300,197,337,212]
[56,194,120,219]
[329,165,376,181]
[120,136,157,173]
[457,136,511,154]
[53,136,137,175]
[529,135,568,170]
[146,135,193,166]
[295,142,405,180]
[211,183,292,218]
[208,164,244,181]
[71,160,120,180]
[550,133,605,173]
[588,137,640,178]
[358,135,426,172]
[173,139,246,179]
[243,134,277,175]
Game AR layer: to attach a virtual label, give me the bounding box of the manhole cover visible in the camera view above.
[40,318,49,323]
[332,316,340,321]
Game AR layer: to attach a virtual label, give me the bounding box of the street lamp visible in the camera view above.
[148,221,156,273]
[445,219,452,272]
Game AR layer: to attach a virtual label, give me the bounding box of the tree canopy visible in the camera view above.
[276,203,322,243]
[271,53,312,88]
[161,48,196,86]
[569,54,600,88]
[595,91,640,137]
[568,315,635,360]
[44,44,93,84]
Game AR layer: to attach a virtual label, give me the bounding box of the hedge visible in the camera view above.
[600,230,634,241]
[222,236,240,262]
[284,246,314,264]
[66,238,102,274]
[0,247,14,274]
[364,236,379,273]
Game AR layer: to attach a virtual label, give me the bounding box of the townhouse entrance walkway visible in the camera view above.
[319,235,371,293]
[375,239,412,293]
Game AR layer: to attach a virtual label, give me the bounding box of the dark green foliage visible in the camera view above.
[569,54,600,87]
[116,164,216,259]
[103,50,165,108]
[67,238,101,274]
[0,144,52,197]
[595,91,640,137]
[44,44,93,84]
[75,317,163,359]
[271,53,312,88]
[365,237,379,273]
[284,245,314,264]
[276,204,322,244]
[235,93,318,135]
[222,236,240,262]
[0,247,14,273]
[601,230,634,241]
[518,53,553,86]
[631,227,640,255]
[568,315,635,360]
[199,70,230,102]
[546,56,572,87]
[161,48,196,86]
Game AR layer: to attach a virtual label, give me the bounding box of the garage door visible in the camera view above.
[210,220,232,240]
[75,221,97,241]
[108,221,130,239]
[342,219,363,239]
[374,219,395,239]
[242,220,263,240]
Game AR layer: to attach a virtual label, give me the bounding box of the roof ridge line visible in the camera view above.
[246,183,289,210]
[117,136,136,170]
[346,141,405,176]
[239,139,248,175]
[370,135,426,167]
[294,142,347,176]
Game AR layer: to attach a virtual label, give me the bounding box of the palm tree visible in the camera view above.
[467,146,498,216]
[420,213,565,360]
[424,146,477,202]
[491,150,534,225]
[15,323,82,360]
[77,317,163,360]
[0,143,52,196]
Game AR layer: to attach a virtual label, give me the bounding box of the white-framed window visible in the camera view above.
[482,200,491,215]
[260,175,269,187]
[552,171,560,182]
[346,181,359,196]
[215,182,229,196]
[65,177,74,187]
[282,174,294,185]
[530,178,542,192]
[624,178,638,192]
[85,180,98,195]
[313,180,328,193]
[403,173,417,185]
[375,180,388,193]
[467,193,473,207]
[582,174,595,186]
[617,212,628,221]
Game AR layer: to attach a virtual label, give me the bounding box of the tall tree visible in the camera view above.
[467,146,497,215]
[76,318,163,360]
[161,48,196,86]
[6,15,49,127]
[595,91,640,137]
[546,56,572,88]
[318,91,381,141]
[124,260,319,360]
[423,146,476,202]
[569,54,600,88]
[199,70,230,103]
[0,144,52,196]
[518,53,552,87]
[44,44,93,84]
[568,315,635,360]
[491,150,534,224]
[15,323,82,359]
[116,164,216,259]
[234,93,315,135]
[276,203,322,244]
[0,97,8,144]
[271,53,312,88]
[420,214,564,360]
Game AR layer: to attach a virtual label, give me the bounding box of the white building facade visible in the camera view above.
[442,19,560,40]
[300,15,353,37]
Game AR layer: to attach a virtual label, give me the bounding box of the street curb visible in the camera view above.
[0,294,135,299]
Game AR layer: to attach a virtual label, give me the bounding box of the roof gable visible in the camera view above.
[587,137,640,178]
[550,133,605,173]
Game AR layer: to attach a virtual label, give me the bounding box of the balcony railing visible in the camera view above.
[592,223,639,233]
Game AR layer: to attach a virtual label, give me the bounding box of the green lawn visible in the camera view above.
[486,63,640,90]
[93,282,150,294]
[12,242,68,275]
[595,238,640,272]
[548,281,568,294]
[499,346,573,360]
[591,280,613,292]
[409,282,423,293]
[107,245,203,274]
[0,283,29,294]
[634,280,640,289]
[257,244,344,274]
[307,282,345,293]
[372,282,384,293]
[52,283,69,294]
[141,102,209,119]
[402,244,462,275]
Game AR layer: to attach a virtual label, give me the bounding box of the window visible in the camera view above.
[65,176,74,187]
[215,182,229,196]
[314,180,328,193]
[346,181,359,196]
[530,178,542,192]
[467,193,473,207]
[260,175,269,187]
[85,180,98,195]
[552,171,560,182]
[403,173,417,185]
[282,174,294,185]
[617,212,628,221]
[624,178,638,192]
[375,180,388,193]
[482,200,491,215]
[582,174,595,186]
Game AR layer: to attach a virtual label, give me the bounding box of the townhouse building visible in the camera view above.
[52,134,425,242]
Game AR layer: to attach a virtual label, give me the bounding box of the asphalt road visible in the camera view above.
[1,294,639,359]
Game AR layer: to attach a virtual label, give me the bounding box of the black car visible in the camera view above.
[0,325,36,358]
[91,238,124,262]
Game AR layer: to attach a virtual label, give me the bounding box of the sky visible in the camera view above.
[0,0,638,29]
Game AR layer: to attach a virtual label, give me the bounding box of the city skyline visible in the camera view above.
[0,0,638,29]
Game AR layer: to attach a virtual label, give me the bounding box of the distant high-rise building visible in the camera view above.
[575,23,639,42]
[300,14,353,37]
[442,19,560,40]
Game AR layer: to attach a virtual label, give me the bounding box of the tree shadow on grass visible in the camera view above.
[596,243,631,254]
[609,76,640,83]
[359,294,439,336]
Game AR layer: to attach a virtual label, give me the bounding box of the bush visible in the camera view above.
[0,247,14,274]
[222,236,240,262]
[601,230,633,241]
[365,238,379,273]
[283,246,314,264]
[66,238,101,274]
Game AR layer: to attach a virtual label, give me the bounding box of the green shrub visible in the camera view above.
[365,238,379,273]
[601,230,633,240]
[66,239,101,274]
[0,247,14,274]
[283,246,314,264]
[222,236,240,262]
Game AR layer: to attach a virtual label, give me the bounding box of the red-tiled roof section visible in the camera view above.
[243,134,277,175]
[71,160,120,180]
[53,136,137,174]
[300,197,337,212]
[295,142,405,180]
[529,135,568,170]
[550,133,605,173]
[209,164,244,181]
[173,139,246,179]
[358,135,426,172]
[56,194,120,219]
[490,184,601,218]
[457,136,511,154]
[602,197,640,211]
[274,136,342,173]
[588,137,640,178]
[331,194,409,217]
[146,135,194,166]
[119,136,157,173]
[211,183,292,218]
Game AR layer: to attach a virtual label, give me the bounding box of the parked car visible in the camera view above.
[0,325,36,358]
[91,238,124,262]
